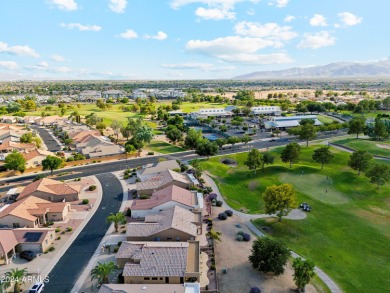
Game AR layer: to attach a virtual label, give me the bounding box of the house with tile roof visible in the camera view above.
[137,159,181,181]
[0,229,18,265]
[131,185,203,218]
[0,196,71,228]
[116,241,200,285]
[17,178,80,202]
[0,141,36,153]
[98,283,200,293]
[136,170,193,196]
[21,149,54,168]
[126,206,201,242]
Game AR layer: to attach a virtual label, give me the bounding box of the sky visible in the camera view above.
[0,0,388,80]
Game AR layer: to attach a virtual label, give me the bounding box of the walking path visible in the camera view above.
[328,142,390,161]
[202,173,343,293]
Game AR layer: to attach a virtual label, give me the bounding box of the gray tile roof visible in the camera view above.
[138,160,181,176]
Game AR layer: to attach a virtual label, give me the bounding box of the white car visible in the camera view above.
[29,282,44,293]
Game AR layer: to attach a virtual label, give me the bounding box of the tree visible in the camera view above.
[263,184,297,222]
[293,258,316,292]
[241,134,252,145]
[96,99,108,110]
[20,132,33,143]
[6,102,21,113]
[86,113,102,126]
[227,136,240,148]
[249,237,290,276]
[383,96,390,110]
[63,138,73,148]
[312,146,334,169]
[32,136,42,148]
[281,142,301,168]
[125,137,144,151]
[4,268,28,293]
[245,149,263,174]
[4,151,26,173]
[206,228,222,242]
[348,116,366,138]
[372,116,389,141]
[214,138,227,148]
[135,124,154,145]
[298,119,317,147]
[262,152,275,171]
[110,120,122,139]
[120,126,131,140]
[96,122,107,135]
[348,150,372,175]
[42,155,64,175]
[106,212,126,232]
[184,128,203,149]
[365,163,390,189]
[91,261,118,285]
[166,127,182,143]
[196,139,219,157]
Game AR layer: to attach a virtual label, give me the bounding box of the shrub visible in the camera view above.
[218,212,228,220]
[55,228,61,233]
[237,231,245,236]
[48,246,55,252]
[88,185,97,191]
[242,233,251,242]
[126,208,131,217]
[147,152,154,155]
[118,241,122,246]
[250,287,261,293]
[139,194,149,200]
[135,178,141,182]
[172,168,181,172]
[66,227,73,232]
[216,200,223,207]
[210,265,216,270]
[237,235,244,241]
[82,199,89,205]
[56,236,61,240]
[225,210,233,217]
[209,193,217,201]
[124,174,130,179]
[60,231,65,235]
[113,246,119,253]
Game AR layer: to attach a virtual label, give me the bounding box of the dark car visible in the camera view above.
[20,251,37,261]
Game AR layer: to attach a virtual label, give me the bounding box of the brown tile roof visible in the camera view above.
[126,206,198,238]
[21,149,53,162]
[138,160,181,176]
[70,130,101,142]
[0,141,36,151]
[0,229,18,255]
[17,178,79,200]
[136,170,191,191]
[131,185,196,210]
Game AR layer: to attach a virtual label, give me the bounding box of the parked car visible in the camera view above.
[29,282,44,293]
[299,202,312,212]
[20,251,37,261]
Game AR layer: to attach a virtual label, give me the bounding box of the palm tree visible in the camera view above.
[5,268,28,293]
[91,261,118,285]
[106,212,126,232]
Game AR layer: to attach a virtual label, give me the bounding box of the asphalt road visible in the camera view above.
[32,126,62,152]
[44,173,123,293]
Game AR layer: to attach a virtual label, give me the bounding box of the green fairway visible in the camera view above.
[317,115,338,124]
[147,140,185,154]
[200,146,390,293]
[332,138,390,157]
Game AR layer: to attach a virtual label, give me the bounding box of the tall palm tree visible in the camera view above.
[91,261,118,285]
[106,212,126,232]
[4,268,28,293]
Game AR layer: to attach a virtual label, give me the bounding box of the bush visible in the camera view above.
[210,265,216,270]
[218,212,228,220]
[118,241,122,246]
[250,287,261,293]
[216,200,223,207]
[82,199,89,205]
[237,231,245,236]
[88,185,97,191]
[209,193,217,201]
[225,210,233,217]
[135,178,141,182]
[66,227,73,232]
[237,235,244,241]
[139,194,149,200]
[48,246,55,252]
[126,208,131,217]
[123,174,130,180]
[242,233,251,242]
[147,152,154,155]
[56,236,61,240]
[55,228,61,233]
[113,246,119,253]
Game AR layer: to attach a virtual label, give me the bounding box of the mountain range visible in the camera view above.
[233,59,390,79]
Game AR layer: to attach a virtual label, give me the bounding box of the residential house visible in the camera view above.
[131,185,203,218]
[13,228,55,253]
[78,90,101,102]
[17,178,80,202]
[98,283,200,293]
[126,206,201,241]
[1,116,17,124]
[0,229,18,265]
[102,90,125,99]
[0,141,36,153]
[0,196,71,228]
[136,170,193,196]
[116,241,200,285]
[21,149,54,168]
[35,115,61,126]
[69,130,101,143]
[137,159,181,181]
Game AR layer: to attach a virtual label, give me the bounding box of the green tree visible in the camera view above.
[32,136,42,149]
[293,258,316,292]
[262,152,275,171]
[206,228,222,242]
[4,268,28,293]
[42,155,64,175]
[86,113,102,126]
[20,132,33,143]
[249,237,290,276]
[4,151,26,173]
[348,150,372,175]
[365,163,390,189]
[348,116,366,138]
[125,137,144,152]
[184,128,203,150]
[24,100,37,111]
[96,99,107,110]
[196,139,219,158]
[91,261,118,285]
[63,138,73,148]
[6,102,21,113]
[166,127,182,143]
[106,212,126,232]
[372,116,389,141]
[263,184,297,222]
[312,146,334,169]
[135,124,154,146]
[110,120,122,139]
[241,134,252,145]
[281,142,301,168]
[96,122,107,135]
[298,119,317,147]
[383,96,390,110]
[214,138,227,148]
[227,136,240,148]
[245,149,263,174]
[120,126,131,140]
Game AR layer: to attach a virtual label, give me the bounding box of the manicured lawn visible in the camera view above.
[332,137,390,157]
[200,146,390,293]
[317,115,338,124]
[147,141,185,154]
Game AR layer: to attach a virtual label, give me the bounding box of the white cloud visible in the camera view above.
[234,21,297,42]
[119,29,138,39]
[161,62,235,71]
[60,23,102,31]
[216,53,293,64]
[269,0,289,8]
[297,31,336,49]
[36,61,49,68]
[195,6,235,20]
[338,12,362,26]
[310,14,327,27]
[109,0,127,13]
[51,54,65,62]
[26,61,71,73]
[0,41,40,58]
[170,0,260,9]
[144,31,168,40]
[284,15,295,22]
[0,61,19,70]
[48,0,78,11]
[51,66,71,73]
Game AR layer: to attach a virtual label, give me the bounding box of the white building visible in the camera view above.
[251,106,282,116]
[190,108,233,119]
[264,115,322,129]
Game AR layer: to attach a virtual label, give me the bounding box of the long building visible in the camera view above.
[264,115,322,130]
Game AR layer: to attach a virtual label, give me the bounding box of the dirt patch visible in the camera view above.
[220,158,237,166]
[376,143,390,150]
[248,180,259,191]
[213,210,317,293]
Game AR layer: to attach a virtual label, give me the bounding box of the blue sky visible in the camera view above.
[0,0,388,80]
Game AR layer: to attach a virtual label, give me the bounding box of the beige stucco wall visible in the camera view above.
[28,191,79,202]
[127,228,195,242]
[124,276,181,284]
[0,215,37,228]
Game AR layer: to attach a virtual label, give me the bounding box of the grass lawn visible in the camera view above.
[332,137,390,158]
[147,140,185,154]
[200,146,390,293]
[317,115,338,124]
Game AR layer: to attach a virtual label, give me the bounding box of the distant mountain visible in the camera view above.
[234,60,390,79]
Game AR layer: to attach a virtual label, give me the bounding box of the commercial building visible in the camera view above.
[264,115,322,130]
